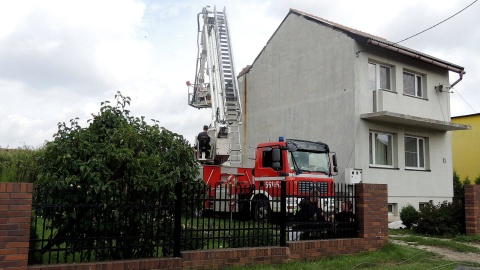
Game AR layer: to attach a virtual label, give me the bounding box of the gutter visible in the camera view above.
[367,39,465,87]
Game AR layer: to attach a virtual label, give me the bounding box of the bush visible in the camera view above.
[0,147,42,183]
[453,170,464,203]
[413,201,464,236]
[400,204,419,229]
[475,175,480,185]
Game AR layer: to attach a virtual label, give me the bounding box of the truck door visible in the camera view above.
[257,147,283,176]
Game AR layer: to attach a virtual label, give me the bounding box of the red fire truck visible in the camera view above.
[201,137,337,221]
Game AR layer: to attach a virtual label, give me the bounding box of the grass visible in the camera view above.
[226,229,480,270]
[453,234,480,244]
[392,235,480,253]
[390,229,480,253]
[228,242,476,270]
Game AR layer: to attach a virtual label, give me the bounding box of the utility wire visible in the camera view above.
[452,87,479,114]
[395,0,478,44]
[393,0,479,115]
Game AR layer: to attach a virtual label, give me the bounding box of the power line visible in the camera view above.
[395,0,478,44]
[452,88,478,114]
[394,0,479,115]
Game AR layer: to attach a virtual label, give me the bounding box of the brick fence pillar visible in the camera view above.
[464,184,480,236]
[355,183,388,250]
[0,182,33,270]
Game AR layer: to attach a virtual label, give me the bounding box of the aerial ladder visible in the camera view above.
[187,6,242,166]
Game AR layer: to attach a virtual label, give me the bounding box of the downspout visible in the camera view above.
[450,71,464,89]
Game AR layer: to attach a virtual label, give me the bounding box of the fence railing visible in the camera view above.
[29,181,357,265]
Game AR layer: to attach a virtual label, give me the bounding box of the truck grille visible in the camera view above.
[298,181,328,195]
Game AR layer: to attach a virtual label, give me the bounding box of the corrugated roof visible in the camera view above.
[290,9,465,74]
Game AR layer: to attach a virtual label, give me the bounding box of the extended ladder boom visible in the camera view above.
[188,6,242,166]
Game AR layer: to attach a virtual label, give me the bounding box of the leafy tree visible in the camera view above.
[35,92,201,261]
[463,176,471,185]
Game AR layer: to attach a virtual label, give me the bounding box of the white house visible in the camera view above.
[237,9,470,221]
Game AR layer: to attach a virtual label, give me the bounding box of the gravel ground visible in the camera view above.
[390,235,480,267]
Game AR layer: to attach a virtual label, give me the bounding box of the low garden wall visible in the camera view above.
[465,184,480,236]
[1,182,393,270]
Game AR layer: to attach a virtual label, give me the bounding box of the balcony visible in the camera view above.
[361,90,470,132]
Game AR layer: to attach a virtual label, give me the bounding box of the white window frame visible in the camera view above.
[419,202,430,210]
[404,136,426,169]
[369,62,393,91]
[403,71,424,98]
[369,131,394,168]
[388,203,397,216]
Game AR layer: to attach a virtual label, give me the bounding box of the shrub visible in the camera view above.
[413,201,464,236]
[453,170,464,203]
[400,204,418,229]
[475,175,480,185]
[0,147,42,183]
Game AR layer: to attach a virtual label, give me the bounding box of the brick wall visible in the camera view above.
[0,182,33,270]
[1,182,389,270]
[356,183,389,249]
[287,183,389,261]
[464,184,480,236]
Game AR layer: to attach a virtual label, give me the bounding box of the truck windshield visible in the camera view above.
[288,150,330,174]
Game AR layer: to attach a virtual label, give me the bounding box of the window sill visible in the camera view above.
[379,88,396,94]
[369,166,400,170]
[405,168,431,172]
[403,93,428,101]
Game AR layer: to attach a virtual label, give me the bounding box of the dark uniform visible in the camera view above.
[197,125,210,158]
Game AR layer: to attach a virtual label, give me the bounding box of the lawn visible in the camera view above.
[227,229,480,270]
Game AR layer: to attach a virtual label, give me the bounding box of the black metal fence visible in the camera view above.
[29,181,357,265]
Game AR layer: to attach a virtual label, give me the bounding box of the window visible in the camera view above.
[419,201,432,210]
[388,203,397,215]
[369,62,392,91]
[403,71,423,98]
[405,136,426,169]
[369,132,394,167]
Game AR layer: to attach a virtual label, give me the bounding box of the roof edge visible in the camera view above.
[290,9,465,74]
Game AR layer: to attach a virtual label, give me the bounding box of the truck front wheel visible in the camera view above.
[253,200,271,222]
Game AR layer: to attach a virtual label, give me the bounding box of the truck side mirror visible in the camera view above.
[272,148,281,170]
[332,154,338,174]
[272,148,281,162]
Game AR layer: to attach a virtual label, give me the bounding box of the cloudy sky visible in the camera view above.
[1,0,479,149]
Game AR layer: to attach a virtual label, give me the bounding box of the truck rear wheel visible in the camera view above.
[253,200,271,222]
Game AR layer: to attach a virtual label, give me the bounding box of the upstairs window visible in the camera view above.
[369,131,394,167]
[403,71,424,98]
[369,62,392,91]
[405,136,426,169]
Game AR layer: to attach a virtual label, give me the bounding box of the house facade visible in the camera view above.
[451,113,480,181]
[237,9,470,221]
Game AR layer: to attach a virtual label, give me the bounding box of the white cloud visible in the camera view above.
[0,0,479,149]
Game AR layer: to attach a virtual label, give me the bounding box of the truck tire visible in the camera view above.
[253,200,271,222]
